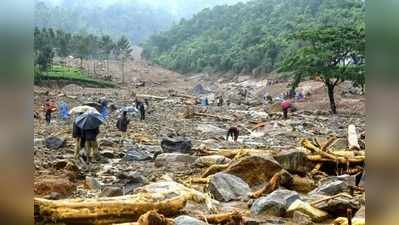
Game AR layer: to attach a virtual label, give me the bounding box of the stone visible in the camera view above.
[155,153,197,168]
[287,199,329,223]
[175,215,206,225]
[85,176,102,191]
[194,155,231,167]
[160,137,193,154]
[98,138,115,147]
[319,175,356,187]
[101,150,115,158]
[45,136,65,149]
[225,156,282,186]
[123,147,152,161]
[274,149,315,175]
[34,138,45,146]
[250,189,300,216]
[309,180,349,196]
[293,211,314,225]
[99,186,123,197]
[316,196,361,217]
[208,172,251,202]
[53,159,68,170]
[34,176,76,197]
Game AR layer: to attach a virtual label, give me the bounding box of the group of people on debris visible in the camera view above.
[40,94,148,163]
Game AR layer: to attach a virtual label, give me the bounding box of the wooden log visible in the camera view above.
[201,164,229,178]
[201,210,243,225]
[250,171,281,198]
[34,193,190,224]
[348,125,360,150]
[321,135,337,151]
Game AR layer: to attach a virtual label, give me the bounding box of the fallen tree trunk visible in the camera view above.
[348,125,360,150]
[250,171,281,198]
[34,193,189,224]
[201,210,243,225]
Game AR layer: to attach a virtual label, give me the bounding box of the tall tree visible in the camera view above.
[115,36,132,83]
[279,26,365,114]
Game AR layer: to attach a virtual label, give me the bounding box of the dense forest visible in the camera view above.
[142,0,365,74]
[34,0,248,44]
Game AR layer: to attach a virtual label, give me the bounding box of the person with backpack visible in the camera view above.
[281,99,291,120]
[226,127,240,142]
[116,111,130,142]
[44,98,56,125]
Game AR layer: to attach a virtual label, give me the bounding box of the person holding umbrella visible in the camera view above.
[75,112,105,162]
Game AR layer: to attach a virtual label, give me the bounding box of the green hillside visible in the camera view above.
[142,0,365,74]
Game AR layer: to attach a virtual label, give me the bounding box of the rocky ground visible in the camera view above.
[34,60,366,225]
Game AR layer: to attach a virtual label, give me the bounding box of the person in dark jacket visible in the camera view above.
[82,127,100,162]
[116,111,130,141]
[72,121,86,159]
[136,101,145,120]
[226,127,240,142]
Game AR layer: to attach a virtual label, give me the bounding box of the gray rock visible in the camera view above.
[208,172,250,202]
[251,189,300,216]
[53,159,68,170]
[99,186,123,197]
[310,180,349,196]
[123,147,152,161]
[319,175,356,187]
[98,138,115,147]
[45,137,65,149]
[316,196,361,217]
[293,211,314,225]
[85,176,102,190]
[175,215,206,225]
[161,137,193,154]
[274,150,314,175]
[155,153,197,168]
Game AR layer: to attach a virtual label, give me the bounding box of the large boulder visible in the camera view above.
[175,215,206,225]
[251,189,300,216]
[274,150,315,175]
[155,153,197,168]
[208,172,250,202]
[45,137,65,149]
[309,180,349,196]
[194,155,231,167]
[224,156,282,186]
[123,147,152,161]
[316,196,361,217]
[161,137,193,154]
[287,199,329,222]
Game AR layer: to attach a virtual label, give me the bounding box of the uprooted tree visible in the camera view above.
[279,26,365,114]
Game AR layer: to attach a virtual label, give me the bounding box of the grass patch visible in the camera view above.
[35,65,116,88]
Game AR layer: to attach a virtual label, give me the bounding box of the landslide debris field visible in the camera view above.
[34,63,365,225]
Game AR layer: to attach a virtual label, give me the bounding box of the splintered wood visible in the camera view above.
[34,193,189,224]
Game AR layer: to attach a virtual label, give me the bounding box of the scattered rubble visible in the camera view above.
[34,71,365,224]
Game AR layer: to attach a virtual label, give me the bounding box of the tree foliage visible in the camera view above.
[279,26,365,113]
[142,0,365,74]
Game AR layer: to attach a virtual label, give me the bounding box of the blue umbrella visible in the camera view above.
[75,112,105,130]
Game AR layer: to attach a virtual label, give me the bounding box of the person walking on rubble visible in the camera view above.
[72,118,85,159]
[43,98,56,125]
[281,98,291,120]
[82,127,100,162]
[136,100,145,120]
[226,126,240,142]
[116,111,130,142]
